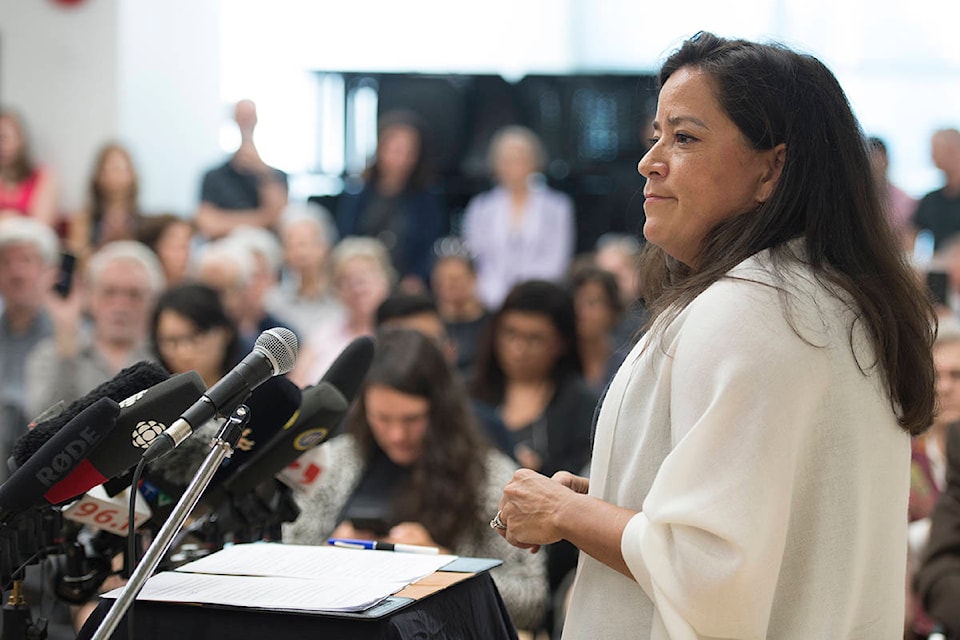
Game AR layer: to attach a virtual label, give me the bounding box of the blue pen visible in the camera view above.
[327,538,440,555]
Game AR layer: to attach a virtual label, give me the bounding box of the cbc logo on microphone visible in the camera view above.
[131,421,166,449]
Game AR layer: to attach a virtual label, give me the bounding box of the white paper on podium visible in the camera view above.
[175,543,457,583]
[103,571,403,612]
[102,543,460,613]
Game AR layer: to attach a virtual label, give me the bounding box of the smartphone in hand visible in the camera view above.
[53,252,77,298]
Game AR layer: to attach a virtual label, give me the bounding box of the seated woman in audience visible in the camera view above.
[471,279,595,637]
[462,126,575,309]
[289,237,392,387]
[69,143,144,261]
[430,237,490,380]
[570,265,625,394]
[150,282,241,388]
[471,279,595,477]
[336,111,446,291]
[137,213,196,287]
[264,203,341,338]
[594,232,648,348]
[283,329,547,630]
[0,110,59,227]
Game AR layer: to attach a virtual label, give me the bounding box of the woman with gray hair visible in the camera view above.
[264,202,341,337]
[462,125,575,308]
[289,236,394,387]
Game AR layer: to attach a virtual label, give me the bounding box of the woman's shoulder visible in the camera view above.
[324,433,360,458]
[683,242,845,347]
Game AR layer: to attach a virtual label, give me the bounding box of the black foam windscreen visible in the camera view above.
[13,360,169,467]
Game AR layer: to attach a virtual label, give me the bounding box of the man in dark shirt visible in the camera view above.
[196,100,288,239]
[912,128,960,251]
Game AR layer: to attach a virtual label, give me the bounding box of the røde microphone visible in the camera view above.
[42,371,206,505]
[0,398,120,524]
[143,328,298,463]
[218,336,374,497]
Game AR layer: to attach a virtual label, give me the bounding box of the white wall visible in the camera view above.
[117,0,222,214]
[0,0,222,215]
[3,0,959,214]
[0,0,120,214]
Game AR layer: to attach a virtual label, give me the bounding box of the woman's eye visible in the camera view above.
[676,133,695,144]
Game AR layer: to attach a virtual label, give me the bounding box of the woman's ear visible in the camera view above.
[756,143,787,205]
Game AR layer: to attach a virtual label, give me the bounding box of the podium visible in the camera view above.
[77,560,517,640]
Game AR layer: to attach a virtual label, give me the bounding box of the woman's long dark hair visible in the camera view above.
[637,32,935,435]
[472,279,582,405]
[0,110,36,184]
[88,143,140,226]
[349,329,486,548]
[363,110,433,192]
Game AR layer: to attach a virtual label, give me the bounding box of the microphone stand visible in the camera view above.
[90,405,251,640]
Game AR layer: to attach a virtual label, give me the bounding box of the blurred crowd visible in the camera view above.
[1,100,959,639]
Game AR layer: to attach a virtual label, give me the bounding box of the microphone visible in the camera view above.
[143,328,298,462]
[43,371,206,505]
[12,361,170,470]
[0,398,120,524]
[134,377,303,529]
[218,336,374,497]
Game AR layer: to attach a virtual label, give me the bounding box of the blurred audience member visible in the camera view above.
[907,320,960,637]
[69,143,143,261]
[375,292,454,361]
[226,225,295,340]
[26,241,163,419]
[283,329,547,630]
[913,128,960,251]
[430,238,489,379]
[195,236,288,352]
[463,126,574,308]
[150,282,241,388]
[375,292,512,457]
[265,203,340,337]
[290,237,393,387]
[137,213,195,287]
[471,280,594,477]
[595,233,648,349]
[915,416,960,636]
[0,110,59,227]
[0,218,58,480]
[336,111,446,291]
[570,265,625,394]
[867,136,917,252]
[196,99,287,240]
[470,280,593,638]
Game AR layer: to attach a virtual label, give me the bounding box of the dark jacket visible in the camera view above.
[916,424,960,634]
[335,184,446,284]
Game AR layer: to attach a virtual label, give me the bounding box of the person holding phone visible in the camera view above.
[494,32,935,638]
[26,241,164,420]
[283,329,547,631]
